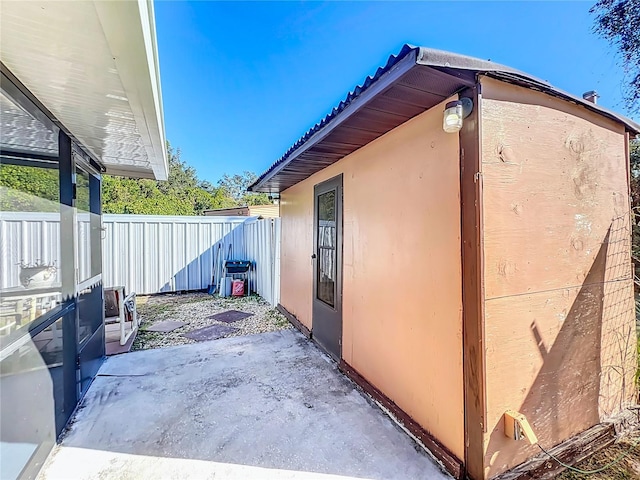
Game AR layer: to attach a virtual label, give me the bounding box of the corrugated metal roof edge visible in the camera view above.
[248,44,419,192]
[249,44,640,192]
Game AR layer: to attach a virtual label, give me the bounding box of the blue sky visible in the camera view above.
[155,1,635,184]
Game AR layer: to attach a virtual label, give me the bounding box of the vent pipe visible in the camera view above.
[582,90,599,104]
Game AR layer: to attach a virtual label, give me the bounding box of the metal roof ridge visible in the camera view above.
[414,46,640,135]
[416,47,640,133]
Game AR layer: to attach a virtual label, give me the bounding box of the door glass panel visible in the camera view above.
[317,190,336,307]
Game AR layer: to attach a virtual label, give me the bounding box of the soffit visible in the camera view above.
[0,0,167,180]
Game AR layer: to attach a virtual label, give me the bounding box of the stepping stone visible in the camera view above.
[145,320,187,333]
[209,310,253,323]
[182,324,238,342]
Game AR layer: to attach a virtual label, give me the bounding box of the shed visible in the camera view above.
[250,45,640,479]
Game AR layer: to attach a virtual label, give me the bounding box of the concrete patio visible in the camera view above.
[38,329,450,480]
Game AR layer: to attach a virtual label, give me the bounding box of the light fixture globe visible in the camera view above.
[443,100,463,133]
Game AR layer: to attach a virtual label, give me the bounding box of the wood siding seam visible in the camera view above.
[477,87,487,435]
[484,277,634,303]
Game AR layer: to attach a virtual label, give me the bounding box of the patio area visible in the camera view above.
[37,329,450,480]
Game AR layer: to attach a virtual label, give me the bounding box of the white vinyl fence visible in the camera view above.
[1,213,281,306]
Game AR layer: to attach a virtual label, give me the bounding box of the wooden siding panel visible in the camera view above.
[481,94,629,300]
[483,278,636,478]
[479,77,636,479]
[279,182,314,329]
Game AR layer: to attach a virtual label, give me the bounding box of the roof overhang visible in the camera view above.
[250,45,640,193]
[0,0,168,180]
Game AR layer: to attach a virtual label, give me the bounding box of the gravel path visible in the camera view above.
[132,293,292,351]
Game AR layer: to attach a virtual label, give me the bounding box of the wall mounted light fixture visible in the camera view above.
[268,193,281,205]
[443,97,473,133]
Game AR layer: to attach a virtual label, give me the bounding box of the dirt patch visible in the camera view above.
[556,431,640,480]
[133,292,291,351]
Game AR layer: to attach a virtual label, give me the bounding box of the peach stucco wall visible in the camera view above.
[479,77,636,478]
[280,99,464,459]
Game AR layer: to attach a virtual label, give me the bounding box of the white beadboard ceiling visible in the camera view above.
[0,0,168,180]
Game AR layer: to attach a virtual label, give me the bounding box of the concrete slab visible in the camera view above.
[209,310,253,323]
[39,330,451,480]
[182,324,238,341]
[145,320,187,333]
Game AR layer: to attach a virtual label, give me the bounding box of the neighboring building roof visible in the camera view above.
[204,204,280,218]
[0,0,168,180]
[204,207,251,217]
[250,45,640,193]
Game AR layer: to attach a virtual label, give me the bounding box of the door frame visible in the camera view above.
[312,174,343,361]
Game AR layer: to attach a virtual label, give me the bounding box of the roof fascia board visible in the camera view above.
[414,47,639,134]
[104,165,158,180]
[93,0,168,181]
[137,0,168,180]
[415,47,551,88]
[250,49,419,192]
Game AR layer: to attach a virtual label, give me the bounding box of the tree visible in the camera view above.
[0,142,270,215]
[102,142,235,215]
[218,171,271,206]
[591,0,640,113]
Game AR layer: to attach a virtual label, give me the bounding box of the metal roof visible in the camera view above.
[250,45,640,193]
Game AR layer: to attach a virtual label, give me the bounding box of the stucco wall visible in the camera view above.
[280,98,464,459]
[479,77,637,478]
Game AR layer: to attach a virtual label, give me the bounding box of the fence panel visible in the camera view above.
[1,213,281,305]
[101,214,248,296]
[243,218,280,306]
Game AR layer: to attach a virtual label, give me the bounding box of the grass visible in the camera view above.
[266,307,290,328]
[135,292,254,324]
[137,302,176,322]
[556,433,640,480]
